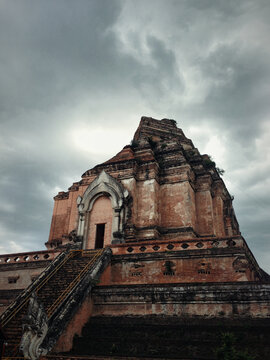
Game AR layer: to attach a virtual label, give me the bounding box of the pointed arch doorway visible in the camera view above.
[86,195,113,249]
[77,170,130,249]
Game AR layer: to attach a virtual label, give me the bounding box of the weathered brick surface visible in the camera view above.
[47,117,240,246]
[92,282,270,318]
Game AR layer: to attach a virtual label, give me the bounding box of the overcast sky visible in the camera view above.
[0,0,269,272]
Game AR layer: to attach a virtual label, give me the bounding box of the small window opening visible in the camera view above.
[198,269,210,274]
[95,223,105,249]
[8,276,19,284]
[131,272,142,276]
[163,261,175,276]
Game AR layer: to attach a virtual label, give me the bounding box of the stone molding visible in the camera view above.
[0,250,59,266]
[93,282,270,318]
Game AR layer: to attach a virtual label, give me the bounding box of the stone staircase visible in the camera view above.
[0,248,111,358]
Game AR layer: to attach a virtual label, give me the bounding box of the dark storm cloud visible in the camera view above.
[0,0,122,113]
[0,0,122,251]
[131,36,184,108]
[0,0,181,253]
[0,0,179,118]
[0,0,269,271]
[193,44,270,143]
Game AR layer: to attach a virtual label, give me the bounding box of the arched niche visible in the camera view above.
[77,170,129,248]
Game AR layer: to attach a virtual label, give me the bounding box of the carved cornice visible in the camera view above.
[54,192,69,200]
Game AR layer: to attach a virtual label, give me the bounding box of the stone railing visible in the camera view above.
[0,249,61,265]
[110,236,244,255]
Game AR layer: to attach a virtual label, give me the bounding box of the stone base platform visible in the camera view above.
[92,282,270,318]
[67,316,270,359]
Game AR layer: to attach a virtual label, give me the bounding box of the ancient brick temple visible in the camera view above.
[0,117,269,360]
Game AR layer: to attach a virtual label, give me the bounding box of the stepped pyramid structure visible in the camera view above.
[0,116,269,359]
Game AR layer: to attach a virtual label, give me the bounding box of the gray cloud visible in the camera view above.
[196,44,270,141]
[0,0,269,272]
[0,0,123,112]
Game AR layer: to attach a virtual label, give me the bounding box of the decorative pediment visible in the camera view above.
[77,170,129,212]
[76,171,130,246]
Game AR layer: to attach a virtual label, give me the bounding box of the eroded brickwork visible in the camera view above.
[48,117,240,247]
[0,117,269,360]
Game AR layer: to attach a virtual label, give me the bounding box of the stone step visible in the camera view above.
[2,251,99,357]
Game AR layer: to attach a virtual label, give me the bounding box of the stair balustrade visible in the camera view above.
[0,248,109,359]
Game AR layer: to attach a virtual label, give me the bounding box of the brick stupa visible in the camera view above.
[0,117,269,359]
